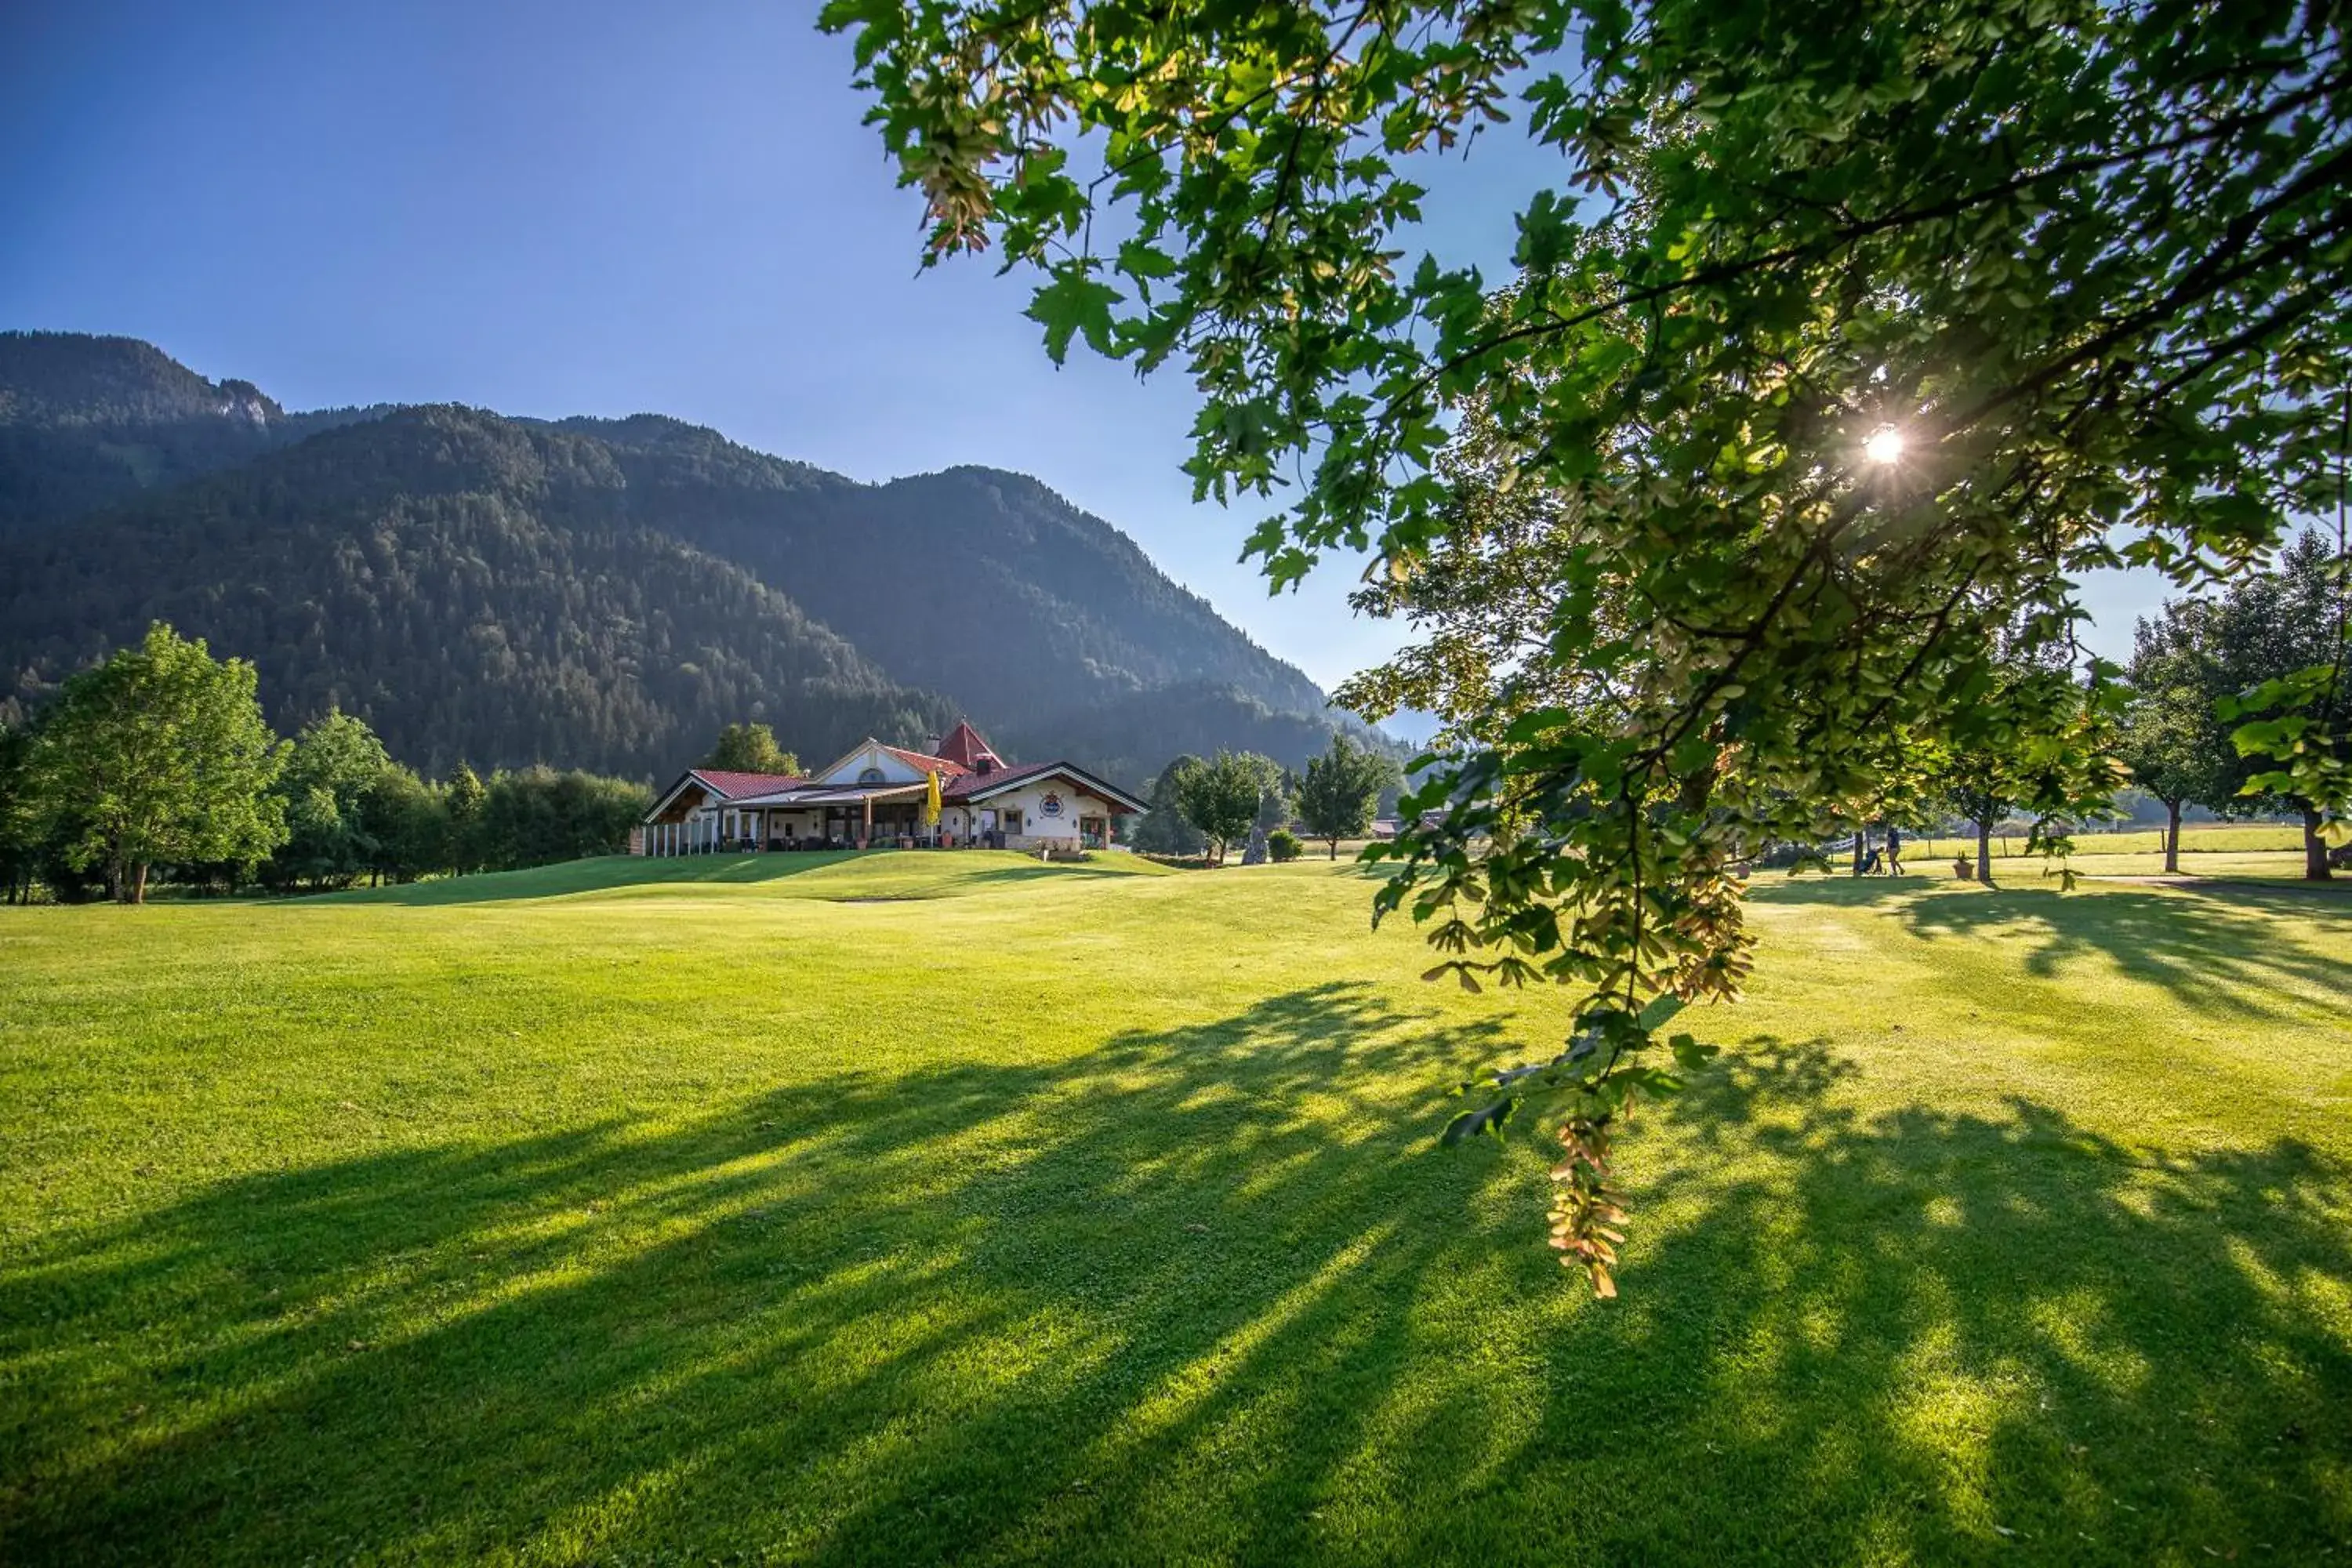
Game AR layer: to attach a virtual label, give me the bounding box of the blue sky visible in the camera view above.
[1,0,2165,719]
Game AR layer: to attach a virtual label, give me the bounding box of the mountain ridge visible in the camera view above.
[0,332,1385,788]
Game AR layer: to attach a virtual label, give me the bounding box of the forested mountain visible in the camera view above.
[558,415,1329,720]
[0,332,381,532]
[0,333,1381,786]
[0,407,957,779]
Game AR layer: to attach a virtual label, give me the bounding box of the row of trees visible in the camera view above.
[2119,531,2347,880]
[0,623,651,903]
[1131,735,1400,864]
[1815,528,2347,888]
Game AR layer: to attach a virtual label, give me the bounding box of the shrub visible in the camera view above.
[1266,828,1303,862]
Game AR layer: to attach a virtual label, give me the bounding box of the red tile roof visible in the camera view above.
[931,720,1004,771]
[939,760,1053,800]
[877,744,970,778]
[690,769,809,800]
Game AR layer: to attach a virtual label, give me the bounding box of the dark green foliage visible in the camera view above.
[2207,530,2350,880]
[26,623,289,902]
[1128,755,1207,855]
[359,768,450,886]
[1176,750,1283,865]
[1265,827,1302,862]
[0,719,36,903]
[564,417,1331,728]
[702,723,800,775]
[2108,531,2350,880]
[1256,766,1298,832]
[473,768,652,870]
[264,712,394,891]
[1297,735,1399,858]
[445,763,487,874]
[826,0,2352,1285]
[0,405,960,781]
[0,331,380,535]
[0,622,653,898]
[0,338,1373,789]
[2118,601,2239,873]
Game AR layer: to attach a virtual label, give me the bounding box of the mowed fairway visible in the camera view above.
[2,854,2349,1566]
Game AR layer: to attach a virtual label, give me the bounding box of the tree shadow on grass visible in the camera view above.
[1600,1043,2352,1561]
[1754,875,2352,1022]
[4,1000,2348,1565]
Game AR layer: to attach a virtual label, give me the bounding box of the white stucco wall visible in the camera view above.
[967,780,1119,844]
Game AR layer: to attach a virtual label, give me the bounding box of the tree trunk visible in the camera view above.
[1851,832,1865,877]
[131,861,150,905]
[1328,838,1339,860]
[2164,799,2182,874]
[1975,820,1994,886]
[2304,805,2332,881]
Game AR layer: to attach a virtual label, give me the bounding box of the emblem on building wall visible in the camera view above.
[1040,791,1065,817]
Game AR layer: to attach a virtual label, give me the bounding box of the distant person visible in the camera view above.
[1860,840,1883,875]
[1886,826,1904,875]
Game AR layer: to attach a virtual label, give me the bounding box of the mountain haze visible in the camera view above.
[0,332,1382,786]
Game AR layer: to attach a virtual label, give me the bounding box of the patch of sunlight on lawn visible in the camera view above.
[2,857,2347,1563]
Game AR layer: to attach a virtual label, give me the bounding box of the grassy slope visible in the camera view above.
[2,854,2347,1566]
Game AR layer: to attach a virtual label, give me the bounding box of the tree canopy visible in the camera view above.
[267,711,396,891]
[1176,750,1283,863]
[2,626,654,901]
[27,623,289,902]
[1131,753,1209,855]
[827,0,2352,1288]
[703,722,803,776]
[1297,734,1397,857]
[2118,601,2238,873]
[2208,528,2349,877]
[0,719,38,904]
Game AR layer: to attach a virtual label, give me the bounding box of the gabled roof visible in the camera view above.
[931,720,1003,771]
[879,743,970,778]
[646,768,808,821]
[938,759,1051,801]
[806,737,971,788]
[691,769,810,799]
[943,760,1149,813]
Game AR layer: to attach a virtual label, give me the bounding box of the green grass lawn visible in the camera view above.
[3,853,2349,1565]
[1908,822,2307,861]
[1836,849,2321,884]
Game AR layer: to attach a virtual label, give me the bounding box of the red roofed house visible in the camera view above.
[634,719,1146,856]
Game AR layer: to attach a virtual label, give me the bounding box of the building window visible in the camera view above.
[858,767,885,784]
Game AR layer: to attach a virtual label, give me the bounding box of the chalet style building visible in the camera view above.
[635,720,1147,856]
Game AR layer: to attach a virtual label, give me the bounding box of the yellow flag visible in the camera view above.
[924,768,942,826]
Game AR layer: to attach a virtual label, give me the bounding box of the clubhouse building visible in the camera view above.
[633,720,1147,856]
